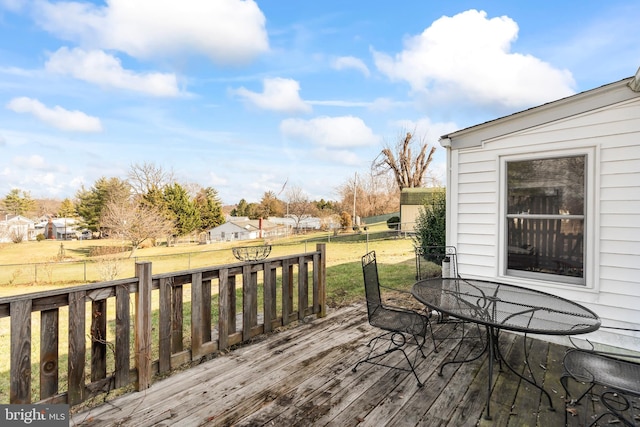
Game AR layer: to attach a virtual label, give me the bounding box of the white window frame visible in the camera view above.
[498,147,597,289]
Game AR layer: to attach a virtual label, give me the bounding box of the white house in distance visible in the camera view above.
[440,66,640,352]
[35,217,80,240]
[0,215,36,242]
[208,218,289,242]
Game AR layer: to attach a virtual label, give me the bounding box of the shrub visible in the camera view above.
[340,211,352,230]
[413,190,446,250]
[89,246,131,257]
[36,233,46,242]
[10,229,24,244]
[386,216,400,230]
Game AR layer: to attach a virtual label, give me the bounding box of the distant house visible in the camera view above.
[440,66,640,351]
[36,218,80,240]
[0,215,36,243]
[268,216,322,231]
[399,188,445,231]
[208,218,288,242]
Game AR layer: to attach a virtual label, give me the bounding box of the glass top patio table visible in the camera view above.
[412,277,601,420]
[412,278,601,335]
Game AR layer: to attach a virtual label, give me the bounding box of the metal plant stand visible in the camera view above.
[232,245,272,262]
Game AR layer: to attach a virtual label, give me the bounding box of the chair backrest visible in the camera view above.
[362,251,383,317]
[415,246,459,280]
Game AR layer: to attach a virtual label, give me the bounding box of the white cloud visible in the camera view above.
[13,154,47,169]
[46,47,181,97]
[33,0,269,64]
[279,116,380,148]
[233,78,311,113]
[0,135,5,146]
[208,172,228,186]
[311,148,361,166]
[6,97,102,132]
[390,117,459,145]
[372,9,576,108]
[333,56,370,77]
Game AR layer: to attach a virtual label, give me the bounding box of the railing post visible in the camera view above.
[135,261,152,390]
[10,300,32,403]
[316,243,326,318]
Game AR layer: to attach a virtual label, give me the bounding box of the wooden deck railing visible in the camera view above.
[0,243,326,407]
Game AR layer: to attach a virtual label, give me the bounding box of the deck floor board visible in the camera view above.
[70,303,627,427]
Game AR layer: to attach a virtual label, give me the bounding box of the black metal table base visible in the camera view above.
[439,325,554,420]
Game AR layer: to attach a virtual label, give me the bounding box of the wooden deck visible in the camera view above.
[70,303,619,427]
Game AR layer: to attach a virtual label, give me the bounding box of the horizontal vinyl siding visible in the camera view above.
[451,96,640,350]
[455,153,498,276]
[585,102,640,347]
[598,117,640,327]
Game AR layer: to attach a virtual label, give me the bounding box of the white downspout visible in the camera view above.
[438,137,453,247]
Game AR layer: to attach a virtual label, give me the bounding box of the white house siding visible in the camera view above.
[449,95,640,351]
[453,148,499,278]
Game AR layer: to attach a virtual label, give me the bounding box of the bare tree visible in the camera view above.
[336,170,398,219]
[374,131,437,191]
[127,162,174,197]
[285,185,315,231]
[100,198,175,256]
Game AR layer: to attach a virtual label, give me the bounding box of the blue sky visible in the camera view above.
[1,0,638,205]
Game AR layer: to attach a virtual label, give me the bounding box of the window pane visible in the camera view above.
[506,155,586,283]
[507,157,585,215]
[507,218,583,278]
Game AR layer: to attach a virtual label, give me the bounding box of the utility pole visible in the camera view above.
[352,172,357,226]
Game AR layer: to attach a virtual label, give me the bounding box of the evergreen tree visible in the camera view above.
[75,177,131,233]
[231,199,249,217]
[58,198,76,218]
[258,191,284,218]
[163,183,200,236]
[194,187,225,231]
[2,189,35,216]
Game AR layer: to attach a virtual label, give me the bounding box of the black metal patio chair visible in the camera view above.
[352,251,434,387]
[561,327,640,426]
[415,246,460,322]
[414,246,484,345]
[415,245,459,281]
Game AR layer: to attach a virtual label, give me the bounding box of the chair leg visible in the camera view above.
[352,332,424,387]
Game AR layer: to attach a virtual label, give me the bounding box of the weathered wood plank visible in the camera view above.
[114,283,130,389]
[317,243,326,317]
[282,260,292,325]
[171,282,183,353]
[158,277,172,373]
[381,326,481,427]
[541,339,576,427]
[40,308,59,400]
[218,268,230,350]
[90,299,107,382]
[202,278,212,343]
[135,262,152,390]
[445,333,515,426]
[191,272,203,357]
[242,264,257,342]
[228,274,237,335]
[263,263,276,333]
[68,291,86,405]
[298,256,308,319]
[10,299,32,403]
[70,301,571,427]
[506,337,550,426]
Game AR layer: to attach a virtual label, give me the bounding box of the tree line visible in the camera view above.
[2,132,441,251]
